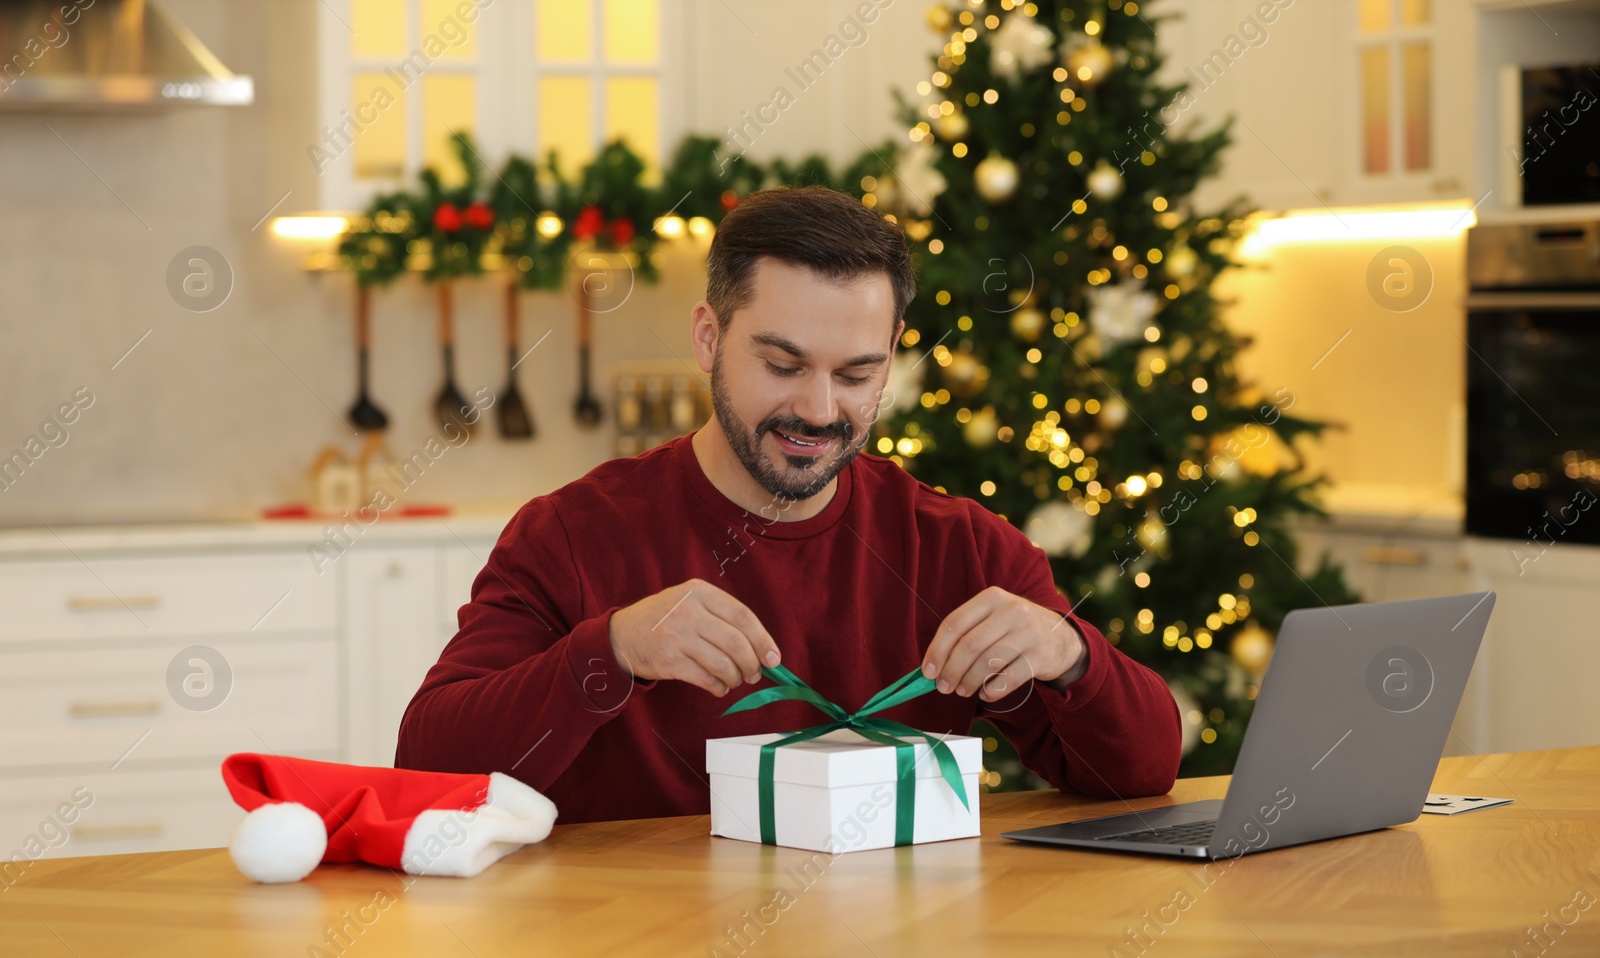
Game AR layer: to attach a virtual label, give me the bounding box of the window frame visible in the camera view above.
[313,0,685,212]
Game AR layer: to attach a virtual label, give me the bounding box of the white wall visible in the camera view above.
[0,0,936,525]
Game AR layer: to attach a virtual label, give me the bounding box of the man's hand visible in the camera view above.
[608,579,781,697]
[921,586,1086,702]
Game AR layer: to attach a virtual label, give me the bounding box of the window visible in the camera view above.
[1357,0,1432,176]
[314,0,671,209]
[534,0,661,179]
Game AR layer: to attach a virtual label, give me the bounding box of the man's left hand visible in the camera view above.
[920,587,1087,702]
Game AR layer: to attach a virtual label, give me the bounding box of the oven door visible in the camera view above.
[1465,291,1600,545]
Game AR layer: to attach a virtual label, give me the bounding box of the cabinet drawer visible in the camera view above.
[0,552,337,643]
[0,763,296,862]
[0,639,340,770]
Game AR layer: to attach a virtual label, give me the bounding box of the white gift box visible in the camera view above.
[705,729,982,853]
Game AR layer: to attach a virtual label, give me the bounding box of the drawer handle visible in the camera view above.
[69,700,161,719]
[73,823,165,841]
[68,595,162,612]
[1362,546,1426,566]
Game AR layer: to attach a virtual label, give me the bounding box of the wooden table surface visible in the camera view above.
[3,747,1598,957]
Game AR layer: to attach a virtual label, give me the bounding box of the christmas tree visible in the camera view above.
[878,0,1358,781]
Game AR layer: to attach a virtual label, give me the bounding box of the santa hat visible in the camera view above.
[221,753,557,883]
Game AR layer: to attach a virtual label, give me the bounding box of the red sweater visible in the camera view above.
[396,435,1181,822]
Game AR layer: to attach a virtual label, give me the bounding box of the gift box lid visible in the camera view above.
[706,729,982,789]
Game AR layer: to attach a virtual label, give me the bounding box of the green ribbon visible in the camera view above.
[721,665,970,847]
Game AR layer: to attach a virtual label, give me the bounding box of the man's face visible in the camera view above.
[703,258,899,502]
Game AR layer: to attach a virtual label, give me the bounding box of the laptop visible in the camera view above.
[1002,592,1496,859]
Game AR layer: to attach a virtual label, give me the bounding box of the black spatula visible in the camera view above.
[348,284,389,432]
[574,278,603,428]
[434,281,475,433]
[497,281,535,439]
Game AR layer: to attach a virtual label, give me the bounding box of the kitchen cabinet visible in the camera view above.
[344,546,442,768]
[1460,538,1600,755]
[0,517,508,863]
[1172,0,1476,212]
[1297,508,1600,760]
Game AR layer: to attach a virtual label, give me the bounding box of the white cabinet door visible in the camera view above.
[1461,539,1600,755]
[344,547,443,768]
[1176,0,1474,212]
[440,539,498,640]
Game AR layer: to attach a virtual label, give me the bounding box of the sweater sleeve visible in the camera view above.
[970,506,1182,798]
[394,497,651,787]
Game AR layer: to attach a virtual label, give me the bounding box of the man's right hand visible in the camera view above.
[607,579,781,697]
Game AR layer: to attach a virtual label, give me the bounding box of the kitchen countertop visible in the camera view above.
[0,481,1466,557]
[0,513,518,557]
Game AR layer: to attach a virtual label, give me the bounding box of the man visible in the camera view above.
[396,186,1181,822]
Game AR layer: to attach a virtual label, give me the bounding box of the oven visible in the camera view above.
[1464,220,1600,545]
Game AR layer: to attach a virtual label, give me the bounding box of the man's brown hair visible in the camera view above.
[704,185,917,332]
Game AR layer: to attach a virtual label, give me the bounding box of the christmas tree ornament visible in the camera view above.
[1009,306,1045,342]
[1023,500,1094,558]
[925,3,953,33]
[1135,513,1170,556]
[1213,425,1298,477]
[1098,395,1128,430]
[1086,282,1161,349]
[934,109,970,141]
[1166,243,1198,279]
[222,752,557,883]
[1169,682,1201,756]
[883,350,927,417]
[1230,624,1274,675]
[989,9,1056,82]
[975,154,1020,203]
[1086,160,1125,199]
[896,141,949,216]
[1063,35,1114,86]
[943,350,989,397]
[962,405,1000,448]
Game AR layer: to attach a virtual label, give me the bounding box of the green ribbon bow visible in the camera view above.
[721,664,970,847]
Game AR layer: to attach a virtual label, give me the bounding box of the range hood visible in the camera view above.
[0,0,252,110]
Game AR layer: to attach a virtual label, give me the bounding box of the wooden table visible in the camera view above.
[4,747,1597,957]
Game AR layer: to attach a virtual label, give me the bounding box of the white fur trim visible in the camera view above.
[399,773,558,877]
[229,802,327,884]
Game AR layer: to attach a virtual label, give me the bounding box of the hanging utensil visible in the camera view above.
[573,277,603,428]
[433,281,475,433]
[348,284,389,432]
[496,281,535,439]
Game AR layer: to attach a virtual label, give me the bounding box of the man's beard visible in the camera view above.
[710,345,865,502]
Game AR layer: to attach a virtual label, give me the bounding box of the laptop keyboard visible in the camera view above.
[1092,819,1217,846]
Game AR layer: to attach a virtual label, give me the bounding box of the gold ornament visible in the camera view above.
[934,110,970,141]
[1065,38,1113,86]
[1210,426,1299,477]
[943,350,990,398]
[975,154,1019,203]
[1098,395,1128,430]
[1166,244,1198,279]
[963,406,1000,448]
[1231,624,1274,674]
[1009,306,1045,342]
[925,4,953,33]
[1086,160,1124,199]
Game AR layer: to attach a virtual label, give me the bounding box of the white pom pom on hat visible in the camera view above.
[229,801,328,884]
